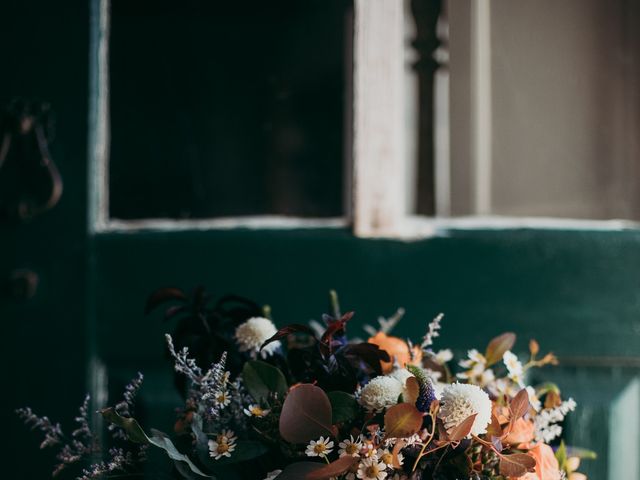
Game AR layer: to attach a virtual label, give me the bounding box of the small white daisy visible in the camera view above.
[526,386,542,412]
[338,435,362,457]
[503,351,524,386]
[214,390,231,408]
[215,429,237,444]
[376,448,403,467]
[305,436,334,458]
[208,438,236,460]
[235,317,281,359]
[434,349,453,364]
[244,404,271,417]
[357,457,388,480]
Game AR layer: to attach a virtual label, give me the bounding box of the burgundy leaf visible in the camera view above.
[447,413,477,441]
[260,324,318,351]
[343,343,390,375]
[145,287,187,315]
[509,388,531,420]
[279,384,334,444]
[164,305,186,322]
[320,311,355,345]
[499,453,536,477]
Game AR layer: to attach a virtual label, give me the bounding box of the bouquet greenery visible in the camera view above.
[19,289,592,480]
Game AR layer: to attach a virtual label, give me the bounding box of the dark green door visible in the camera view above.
[3,1,640,479]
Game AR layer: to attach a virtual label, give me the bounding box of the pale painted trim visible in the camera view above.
[95,216,347,233]
[471,0,493,215]
[88,0,110,234]
[387,215,638,240]
[352,0,406,237]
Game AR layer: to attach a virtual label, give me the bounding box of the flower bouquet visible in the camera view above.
[19,289,592,480]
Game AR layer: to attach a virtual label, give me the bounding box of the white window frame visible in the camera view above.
[88,0,636,237]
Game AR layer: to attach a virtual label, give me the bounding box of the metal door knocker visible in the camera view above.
[0,99,63,221]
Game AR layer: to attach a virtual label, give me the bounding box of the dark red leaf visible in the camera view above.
[499,453,536,477]
[484,332,516,366]
[145,287,187,315]
[510,388,531,420]
[164,305,186,322]
[279,384,334,443]
[448,413,477,441]
[384,403,424,438]
[320,311,355,345]
[343,343,390,375]
[260,324,318,351]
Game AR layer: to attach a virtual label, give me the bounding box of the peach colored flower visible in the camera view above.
[516,443,561,480]
[504,418,535,446]
[367,332,422,374]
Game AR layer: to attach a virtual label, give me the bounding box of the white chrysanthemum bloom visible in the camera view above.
[244,404,270,417]
[503,351,524,386]
[376,448,403,467]
[357,457,388,480]
[263,470,282,480]
[339,435,362,457]
[359,376,404,413]
[305,436,334,458]
[235,317,281,359]
[438,383,492,437]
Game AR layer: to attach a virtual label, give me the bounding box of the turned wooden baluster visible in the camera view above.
[411,0,446,216]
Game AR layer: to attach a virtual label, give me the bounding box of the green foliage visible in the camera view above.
[327,391,357,424]
[241,360,288,402]
[100,408,212,478]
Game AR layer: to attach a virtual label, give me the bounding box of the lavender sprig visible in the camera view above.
[16,407,64,449]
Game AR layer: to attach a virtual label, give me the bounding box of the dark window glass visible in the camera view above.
[109,0,349,219]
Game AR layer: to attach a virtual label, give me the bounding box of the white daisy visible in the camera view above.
[215,429,237,444]
[457,349,494,387]
[526,386,542,412]
[235,317,281,359]
[208,438,236,460]
[305,436,334,458]
[438,383,492,437]
[357,457,388,480]
[376,448,403,467]
[503,351,524,386]
[214,390,231,408]
[243,404,270,417]
[434,349,453,364]
[339,435,362,457]
[359,376,404,413]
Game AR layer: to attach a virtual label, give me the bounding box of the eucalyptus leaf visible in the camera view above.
[100,408,212,478]
[242,360,288,402]
[327,391,357,424]
[99,407,149,444]
[149,429,212,478]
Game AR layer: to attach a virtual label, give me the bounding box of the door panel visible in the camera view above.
[0,1,90,478]
[91,228,640,478]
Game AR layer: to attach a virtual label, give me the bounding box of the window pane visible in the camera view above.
[109,0,349,220]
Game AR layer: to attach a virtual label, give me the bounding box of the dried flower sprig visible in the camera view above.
[421,313,444,350]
